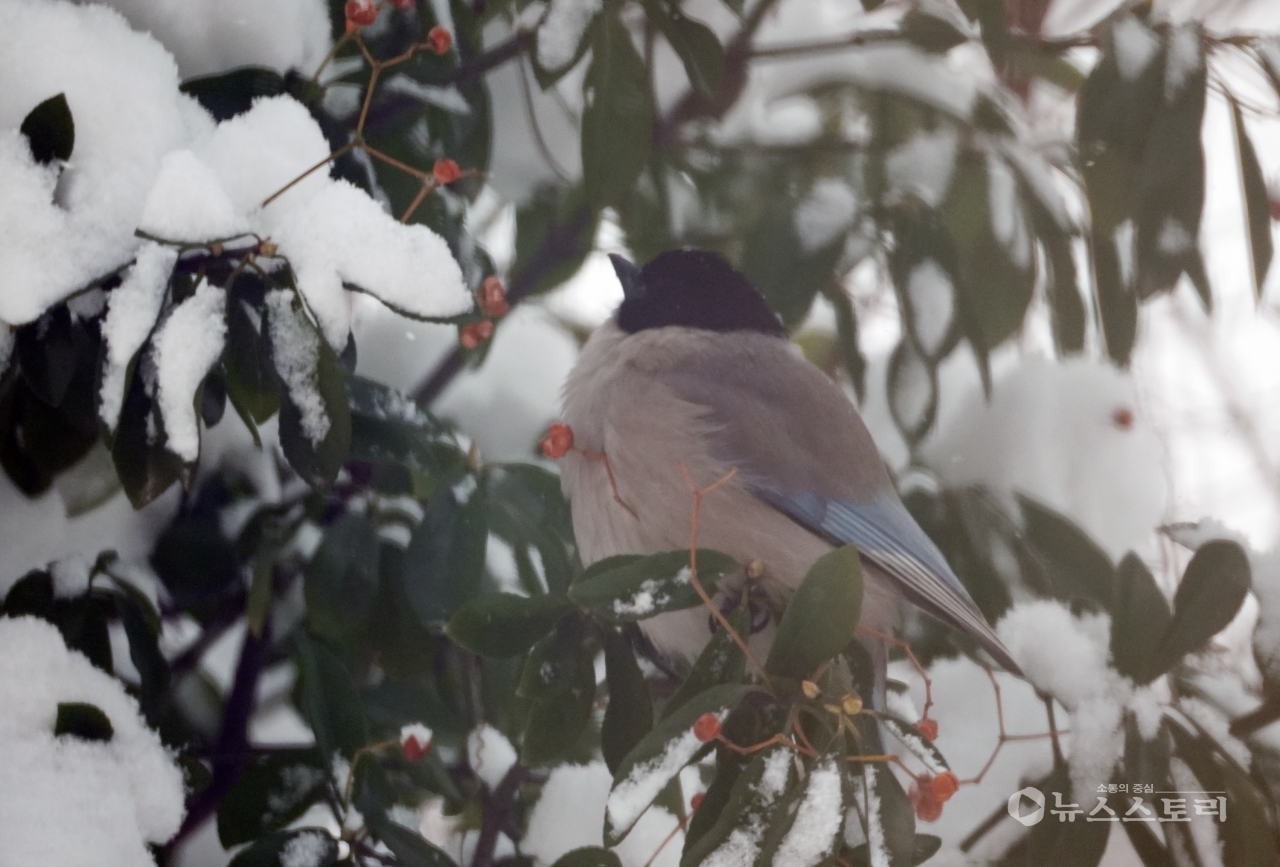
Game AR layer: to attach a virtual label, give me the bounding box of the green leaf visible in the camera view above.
[1231,97,1273,298]
[294,633,369,758]
[1017,494,1115,611]
[20,93,74,164]
[663,603,749,720]
[680,746,794,867]
[180,67,288,121]
[740,204,839,329]
[605,684,751,845]
[602,628,653,775]
[581,13,652,210]
[304,513,381,640]
[880,716,949,775]
[569,549,739,623]
[224,296,281,427]
[111,584,170,715]
[217,750,328,847]
[54,702,113,742]
[228,829,337,867]
[1092,229,1137,366]
[657,9,724,98]
[269,291,351,487]
[1151,539,1250,674]
[403,481,488,624]
[1110,553,1171,684]
[532,6,598,87]
[550,848,622,867]
[1,569,54,617]
[844,759,916,867]
[519,617,596,765]
[766,545,863,679]
[900,2,971,53]
[112,365,185,508]
[445,592,574,657]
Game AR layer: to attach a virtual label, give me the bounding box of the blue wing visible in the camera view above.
[757,488,1023,675]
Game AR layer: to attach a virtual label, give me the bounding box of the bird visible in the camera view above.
[555,248,1021,699]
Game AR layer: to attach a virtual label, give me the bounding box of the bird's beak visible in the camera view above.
[609,254,643,300]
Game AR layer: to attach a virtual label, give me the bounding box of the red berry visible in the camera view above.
[427,25,453,55]
[690,793,705,812]
[909,779,944,822]
[392,0,415,10]
[480,276,510,317]
[433,158,461,185]
[692,712,721,743]
[915,719,938,741]
[1111,406,1134,430]
[931,770,958,802]
[540,423,574,459]
[344,0,378,28]
[400,724,433,761]
[403,736,430,762]
[459,320,494,349]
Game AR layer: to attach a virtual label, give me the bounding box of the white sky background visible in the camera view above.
[3,0,1280,865]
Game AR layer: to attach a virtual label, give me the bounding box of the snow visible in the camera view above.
[0,616,185,866]
[906,260,954,357]
[537,0,602,72]
[996,601,1112,711]
[152,279,227,462]
[793,179,857,253]
[274,180,471,349]
[0,0,208,326]
[885,125,959,209]
[138,149,248,242]
[280,829,333,867]
[1068,696,1124,801]
[49,555,91,598]
[1157,216,1193,257]
[266,289,330,447]
[99,242,179,429]
[701,750,793,867]
[774,758,843,867]
[1112,16,1159,81]
[1163,24,1201,102]
[92,0,332,79]
[889,343,933,431]
[400,722,433,748]
[467,722,518,790]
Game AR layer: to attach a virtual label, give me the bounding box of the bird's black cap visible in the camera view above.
[612,249,785,338]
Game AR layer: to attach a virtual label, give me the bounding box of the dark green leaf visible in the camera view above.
[740,204,838,329]
[51,595,113,673]
[403,481,488,624]
[766,545,863,679]
[1151,540,1250,673]
[294,633,369,758]
[445,592,574,657]
[228,829,338,867]
[1,569,54,617]
[180,67,288,121]
[217,750,328,847]
[269,291,351,487]
[569,550,739,623]
[663,603,749,720]
[602,628,653,774]
[512,184,598,298]
[582,13,652,209]
[1093,229,1137,366]
[657,10,724,98]
[606,684,751,845]
[54,702,113,742]
[305,513,381,639]
[550,848,622,867]
[1231,97,1273,298]
[519,617,596,765]
[224,297,281,427]
[112,585,170,716]
[112,363,184,508]
[900,3,971,53]
[1017,494,1114,611]
[20,93,74,164]
[1110,553,1171,684]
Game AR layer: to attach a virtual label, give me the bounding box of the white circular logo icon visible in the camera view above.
[1008,787,1045,826]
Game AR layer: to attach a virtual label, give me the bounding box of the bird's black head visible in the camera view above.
[612,249,786,338]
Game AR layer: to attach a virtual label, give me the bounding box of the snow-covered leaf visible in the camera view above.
[757,752,846,867]
[845,760,915,867]
[606,683,751,844]
[681,746,794,867]
[880,717,949,776]
[534,0,601,86]
[569,549,739,623]
[217,750,328,848]
[228,828,338,867]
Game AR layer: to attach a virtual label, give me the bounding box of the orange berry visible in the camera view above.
[931,770,959,802]
[459,320,494,349]
[433,158,461,185]
[915,718,938,741]
[909,779,944,822]
[344,0,378,27]
[540,423,574,459]
[427,24,453,55]
[480,276,510,317]
[692,712,721,743]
